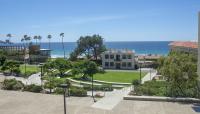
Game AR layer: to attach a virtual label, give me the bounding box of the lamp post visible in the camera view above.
[91,75,96,102]
[39,63,44,86]
[60,84,68,114]
[139,62,142,84]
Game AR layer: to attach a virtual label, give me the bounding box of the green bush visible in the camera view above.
[134,80,167,96]
[70,87,87,97]
[2,79,24,90]
[24,84,42,93]
[132,79,140,86]
[54,86,87,97]
[54,87,64,94]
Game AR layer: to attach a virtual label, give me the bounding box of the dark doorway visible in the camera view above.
[116,55,121,61]
[116,63,121,69]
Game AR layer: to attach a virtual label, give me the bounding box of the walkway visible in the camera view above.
[91,87,132,110]
[141,69,157,84]
[0,90,198,114]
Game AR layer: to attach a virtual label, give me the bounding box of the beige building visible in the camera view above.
[101,49,135,70]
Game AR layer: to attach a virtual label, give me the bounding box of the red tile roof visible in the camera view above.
[169,41,198,49]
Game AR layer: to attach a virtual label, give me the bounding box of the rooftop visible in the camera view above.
[104,49,135,54]
[169,41,198,49]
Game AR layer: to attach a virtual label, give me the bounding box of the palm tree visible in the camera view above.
[6,33,12,44]
[21,37,27,77]
[38,35,42,45]
[47,35,52,50]
[60,33,65,59]
[33,35,38,44]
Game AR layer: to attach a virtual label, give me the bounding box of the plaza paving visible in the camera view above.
[0,90,199,114]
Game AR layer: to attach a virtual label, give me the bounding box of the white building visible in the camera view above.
[101,49,135,70]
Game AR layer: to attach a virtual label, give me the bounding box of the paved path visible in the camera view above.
[141,69,157,84]
[91,87,132,110]
[0,90,198,114]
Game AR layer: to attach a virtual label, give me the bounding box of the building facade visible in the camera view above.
[169,41,198,55]
[101,49,135,70]
[0,44,51,63]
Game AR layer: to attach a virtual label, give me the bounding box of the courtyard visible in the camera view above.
[0,90,199,114]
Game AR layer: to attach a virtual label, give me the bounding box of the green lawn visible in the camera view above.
[93,71,147,83]
[20,65,40,77]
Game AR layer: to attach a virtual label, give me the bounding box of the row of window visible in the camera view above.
[105,54,132,59]
[105,62,132,67]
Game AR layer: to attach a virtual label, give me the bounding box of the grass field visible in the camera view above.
[93,71,147,83]
[20,65,40,77]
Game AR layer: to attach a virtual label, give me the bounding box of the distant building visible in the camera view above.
[169,41,198,55]
[101,49,135,70]
[0,43,51,63]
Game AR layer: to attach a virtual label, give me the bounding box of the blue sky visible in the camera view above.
[0,0,200,42]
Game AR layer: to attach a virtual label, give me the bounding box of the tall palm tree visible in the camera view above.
[21,37,27,77]
[33,35,38,44]
[38,35,42,45]
[60,33,65,59]
[6,33,12,44]
[47,35,52,50]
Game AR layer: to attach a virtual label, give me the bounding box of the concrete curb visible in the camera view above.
[123,95,200,103]
[93,80,131,86]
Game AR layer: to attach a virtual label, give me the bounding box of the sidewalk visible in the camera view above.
[91,87,132,110]
[141,69,157,84]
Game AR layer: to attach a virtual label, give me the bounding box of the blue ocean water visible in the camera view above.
[40,41,171,58]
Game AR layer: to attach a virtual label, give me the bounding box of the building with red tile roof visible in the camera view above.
[169,41,198,54]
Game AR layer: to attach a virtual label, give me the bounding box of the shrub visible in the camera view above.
[2,79,24,90]
[70,87,87,97]
[54,87,64,94]
[24,84,42,93]
[134,80,167,96]
[132,79,140,86]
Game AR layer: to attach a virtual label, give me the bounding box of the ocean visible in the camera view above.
[39,41,171,58]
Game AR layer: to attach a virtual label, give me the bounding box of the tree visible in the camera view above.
[53,58,72,77]
[38,35,42,45]
[6,33,12,44]
[60,33,65,59]
[158,51,198,97]
[71,34,106,61]
[43,58,72,77]
[33,35,38,44]
[47,35,52,50]
[82,60,98,101]
[1,60,20,75]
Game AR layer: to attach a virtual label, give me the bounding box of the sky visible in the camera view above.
[0,0,200,42]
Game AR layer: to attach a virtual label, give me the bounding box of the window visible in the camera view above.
[128,62,132,67]
[105,54,109,59]
[128,55,132,59]
[110,54,114,59]
[105,62,109,67]
[122,54,126,59]
[122,62,126,67]
[110,62,114,67]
